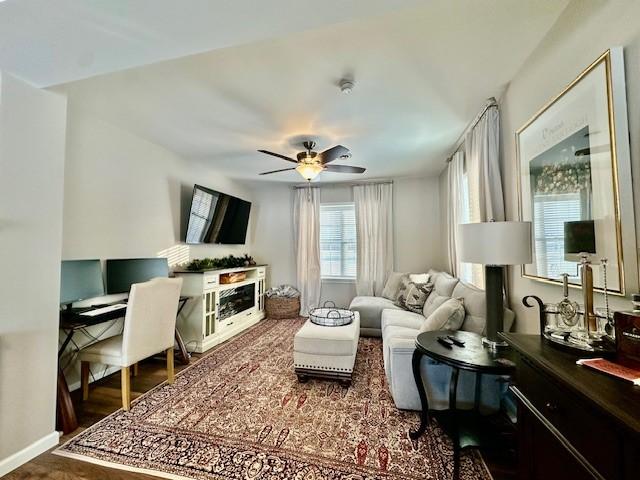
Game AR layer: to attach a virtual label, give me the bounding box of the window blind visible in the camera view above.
[533,192,582,278]
[320,203,357,279]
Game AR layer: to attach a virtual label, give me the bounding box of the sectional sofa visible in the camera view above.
[349,269,514,411]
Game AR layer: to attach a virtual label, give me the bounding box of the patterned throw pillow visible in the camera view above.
[395,277,434,314]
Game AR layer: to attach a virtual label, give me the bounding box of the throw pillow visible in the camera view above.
[420,298,465,333]
[381,272,406,301]
[422,292,451,318]
[395,277,434,314]
[409,273,430,284]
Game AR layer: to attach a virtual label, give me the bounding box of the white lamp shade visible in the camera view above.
[457,221,532,265]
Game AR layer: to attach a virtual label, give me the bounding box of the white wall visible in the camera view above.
[499,0,640,332]
[249,176,443,309]
[0,74,67,473]
[60,105,256,388]
[63,105,254,262]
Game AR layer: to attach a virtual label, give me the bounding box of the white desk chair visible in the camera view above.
[79,277,183,410]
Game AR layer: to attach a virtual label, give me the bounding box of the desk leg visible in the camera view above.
[174,298,191,365]
[450,367,460,480]
[56,366,78,434]
[409,349,430,440]
[174,328,190,365]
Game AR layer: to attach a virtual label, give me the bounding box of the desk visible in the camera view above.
[56,297,191,434]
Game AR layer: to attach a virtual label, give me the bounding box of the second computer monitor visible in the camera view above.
[106,258,169,294]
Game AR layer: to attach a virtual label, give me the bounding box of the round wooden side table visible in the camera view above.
[410,330,515,479]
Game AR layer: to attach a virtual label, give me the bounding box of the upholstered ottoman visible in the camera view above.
[293,312,360,386]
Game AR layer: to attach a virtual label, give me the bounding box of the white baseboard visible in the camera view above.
[0,431,59,476]
[67,365,120,392]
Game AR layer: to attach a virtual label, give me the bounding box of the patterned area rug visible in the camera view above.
[55,318,492,479]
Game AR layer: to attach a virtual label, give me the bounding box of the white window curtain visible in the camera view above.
[353,183,394,296]
[462,102,505,289]
[446,151,465,276]
[465,104,504,223]
[293,187,321,316]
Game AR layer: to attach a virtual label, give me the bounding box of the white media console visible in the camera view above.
[174,265,267,353]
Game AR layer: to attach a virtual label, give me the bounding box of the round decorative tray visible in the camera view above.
[309,302,355,327]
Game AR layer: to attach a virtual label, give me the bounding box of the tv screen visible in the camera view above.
[185,185,251,244]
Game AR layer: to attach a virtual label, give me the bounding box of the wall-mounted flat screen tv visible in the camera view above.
[185,184,251,244]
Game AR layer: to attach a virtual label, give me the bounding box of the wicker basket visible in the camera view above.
[265,296,300,319]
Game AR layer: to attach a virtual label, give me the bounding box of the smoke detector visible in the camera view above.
[339,78,354,94]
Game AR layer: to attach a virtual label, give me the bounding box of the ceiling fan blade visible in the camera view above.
[319,145,350,164]
[257,150,298,163]
[259,167,296,176]
[323,164,366,174]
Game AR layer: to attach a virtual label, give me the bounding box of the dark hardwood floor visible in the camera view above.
[7,352,515,480]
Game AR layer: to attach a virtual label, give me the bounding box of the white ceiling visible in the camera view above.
[0,0,425,87]
[40,1,569,182]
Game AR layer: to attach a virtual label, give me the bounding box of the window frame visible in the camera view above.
[319,202,357,282]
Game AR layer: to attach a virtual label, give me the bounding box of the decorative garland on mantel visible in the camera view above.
[184,254,256,272]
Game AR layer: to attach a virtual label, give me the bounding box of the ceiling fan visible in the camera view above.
[258,141,366,181]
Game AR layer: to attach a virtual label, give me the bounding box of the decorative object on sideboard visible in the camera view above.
[522,294,615,356]
[516,48,636,295]
[564,220,598,341]
[309,301,355,327]
[183,254,256,271]
[614,310,640,366]
[458,221,532,350]
[556,273,579,327]
[632,293,640,311]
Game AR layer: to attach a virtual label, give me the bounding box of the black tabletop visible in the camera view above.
[415,330,516,375]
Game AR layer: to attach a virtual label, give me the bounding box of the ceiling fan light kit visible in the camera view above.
[296,163,324,181]
[258,140,365,181]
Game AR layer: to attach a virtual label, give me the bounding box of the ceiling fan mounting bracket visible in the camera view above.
[302,140,316,152]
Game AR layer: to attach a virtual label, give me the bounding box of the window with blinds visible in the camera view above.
[320,203,357,279]
[533,192,582,279]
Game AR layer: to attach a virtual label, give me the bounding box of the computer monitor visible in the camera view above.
[106,258,170,294]
[60,259,105,307]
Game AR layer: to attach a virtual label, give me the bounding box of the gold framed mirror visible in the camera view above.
[516,48,636,295]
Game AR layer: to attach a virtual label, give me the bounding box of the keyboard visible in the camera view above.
[80,303,127,317]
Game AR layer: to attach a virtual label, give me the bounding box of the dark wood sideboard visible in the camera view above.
[502,333,640,480]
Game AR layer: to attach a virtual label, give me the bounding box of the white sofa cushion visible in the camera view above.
[349,296,402,332]
[409,273,430,284]
[452,281,486,334]
[381,308,425,333]
[428,269,459,297]
[420,298,465,332]
[381,272,406,300]
[422,292,451,318]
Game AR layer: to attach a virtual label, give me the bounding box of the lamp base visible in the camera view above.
[482,336,509,351]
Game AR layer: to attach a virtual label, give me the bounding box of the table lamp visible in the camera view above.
[457,221,532,350]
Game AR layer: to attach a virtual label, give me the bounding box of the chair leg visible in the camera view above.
[80,361,90,401]
[166,348,175,384]
[121,367,131,411]
[132,363,139,377]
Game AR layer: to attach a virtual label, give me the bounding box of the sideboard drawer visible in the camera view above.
[516,356,621,479]
[202,274,218,290]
